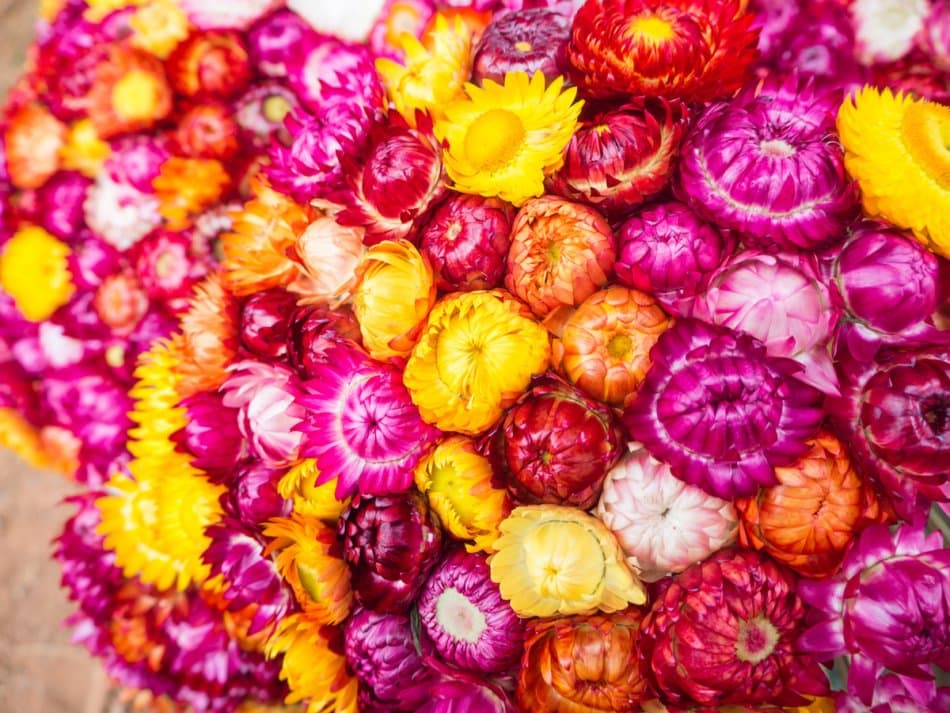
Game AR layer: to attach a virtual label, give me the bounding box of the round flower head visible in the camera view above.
[737,432,887,578]
[505,196,614,319]
[798,524,950,704]
[172,391,244,476]
[352,239,437,361]
[286,218,365,308]
[286,304,363,379]
[176,274,239,397]
[488,505,646,617]
[415,435,510,552]
[851,0,929,64]
[36,171,92,240]
[263,515,352,626]
[835,673,950,713]
[134,231,208,304]
[0,226,75,322]
[338,490,443,613]
[234,83,300,147]
[436,72,583,207]
[837,87,950,257]
[418,549,523,673]
[615,200,733,314]
[472,8,571,85]
[129,0,190,59]
[298,341,441,499]
[86,44,173,139]
[624,319,825,500]
[678,76,857,251]
[172,102,240,161]
[178,0,280,30]
[237,288,298,361]
[105,135,170,194]
[567,0,758,102]
[229,461,292,527]
[553,286,671,407]
[518,609,650,711]
[84,173,162,251]
[640,549,829,706]
[597,446,737,581]
[417,678,517,713]
[551,98,687,219]
[166,30,251,100]
[248,10,316,77]
[4,103,66,190]
[375,14,473,124]
[60,119,111,178]
[153,157,230,231]
[419,194,514,293]
[404,290,551,435]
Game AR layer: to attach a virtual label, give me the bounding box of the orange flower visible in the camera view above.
[553,286,671,407]
[153,157,231,230]
[222,178,315,296]
[4,103,66,189]
[86,44,172,139]
[177,275,239,397]
[737,432,890,578]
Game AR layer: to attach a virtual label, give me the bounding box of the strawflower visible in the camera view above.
[85,45,173,139]
[0,226,75,321]
[286,217,365,308]
[152,157,230,230]
[276,458,349,522]
[166,30,251,99]
[4,103,66,190]
[130,0,191,59]
[176,274,239,397]
[472,7,571,85]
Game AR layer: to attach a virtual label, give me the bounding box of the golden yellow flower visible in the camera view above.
[277,459,350,522]
[130,0,191,59]
[376,14,472,125]
[84,0,145,21]
[263,515,352,625]
[838,87,950,257]
[60,119,111,178]
[415,435,509,552]
[0,408,52,472]
[404,290,550,435]
[153,157,231,230]
[436,71,583,206]
[266,615,358,713]
[40,0,67,22]
[352,239,436,360]
[0,226,75,322]
[488,505,645,617]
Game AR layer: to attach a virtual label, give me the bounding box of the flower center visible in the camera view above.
[735,615,780,664]
[921,397,949,435]
[902,101,950,189]
[112,69,164,121]
[514,40,532,52]
[607,333,633,359]
[435,586,487,644]
[523,521,604,600]
[262,94,293,124]
[760,139,797,158]
[628,14,674,43]
[464,109,525,172]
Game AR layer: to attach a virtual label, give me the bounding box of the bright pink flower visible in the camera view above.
[133,231,207,303]
[238,288,298,360]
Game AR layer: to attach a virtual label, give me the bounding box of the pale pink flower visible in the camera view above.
[287,216,366,307]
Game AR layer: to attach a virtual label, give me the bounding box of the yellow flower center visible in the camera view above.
[607,333,633,359]
[523,521,605,600]
[263,95,294,124]
[902,101,950,190]
[514,41,532,52]
[112,69,164,121]
[628,14,674,43]
[735,614,780,665]
[464,109,525,172]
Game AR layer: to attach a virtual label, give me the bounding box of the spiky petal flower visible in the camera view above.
[552,286,671,407]
[518,609,649,711]
[221,360,306,469]
[343,608,436,710]
[286,305,363,379]
[737,433,887,578]
[491,374,625,509]
[597,446,737,582]
[404,290,551,435]
[298,342,440,499]
[415,435,510,552]
[276,458,350,523]
[566,0,758,102]
[640,549,829,706]
[615,200,733,314]
[153,157,231,231]
[436,72,583,206]
[678,77,857,251]
[488,505,646,617]
[338,490,443,613]
[624,319,824,500]
[799,524,950,704]
[837,88,950,258]
[472,8,571,85]
[177,274,239,397]
[551,98,687,219]
[505,197,614,319]
[0,226,75,322]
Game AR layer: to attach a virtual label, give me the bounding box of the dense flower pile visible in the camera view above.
[1,0,949,711]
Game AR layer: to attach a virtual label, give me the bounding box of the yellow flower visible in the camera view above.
[353,239,436,360]
[130,0,191,59]
[278,459,350,522]
[415,435,509,552]
[153,157,230,230]
[97,339,224,591]
[60,119,111,177]
[263,515,353,625]
[84,0,145,22]
[0,408,52,472]
[488,505,645,617]
[376,14,472,125]
[40,0,67,22]
[0,226,75,321]
[436,71,583,206]
[404,290,550,435]
[266,615,358,713]
[838,87,950,257]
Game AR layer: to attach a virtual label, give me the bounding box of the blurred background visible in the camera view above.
[0,3,116,711]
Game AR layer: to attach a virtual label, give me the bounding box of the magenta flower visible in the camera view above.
[297,342,440,499]
[799,524,950,704]
[472,8,571,85]
[248,10,317,77]
[417,677,518,713]
[37,171,91,240]
[133,231,207,303]
[227,461,291,526]
[624,319,824,500]
[172,392,244,476]
[238,288,298,360]
[234,82,301,148]
[286,304,363,379]
[67,237,122,290]
[106,135,171,194]
[221,360,306,468]
[417,549,523,673]
[285,35,385,117]
[836,673,950,713]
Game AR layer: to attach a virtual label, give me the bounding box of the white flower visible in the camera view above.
[852,0,931,64]
[84,175,161,251]
[178,0,282,30]
[287,0,387,41]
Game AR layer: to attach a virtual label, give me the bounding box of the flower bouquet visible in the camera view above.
[1,0,949,711]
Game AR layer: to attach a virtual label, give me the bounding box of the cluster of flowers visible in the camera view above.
[0,0,948,711]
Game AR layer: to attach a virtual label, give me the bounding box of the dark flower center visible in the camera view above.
[921,397,949,435]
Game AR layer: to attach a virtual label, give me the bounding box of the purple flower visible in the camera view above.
[836,673,950,713]
[37,171,92,240]
[228,460,291,526]
[247,9,318,77]
[238,288,298,360]
[67,237,123,290]
[172,391,245,476]
[417,677,518,713]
